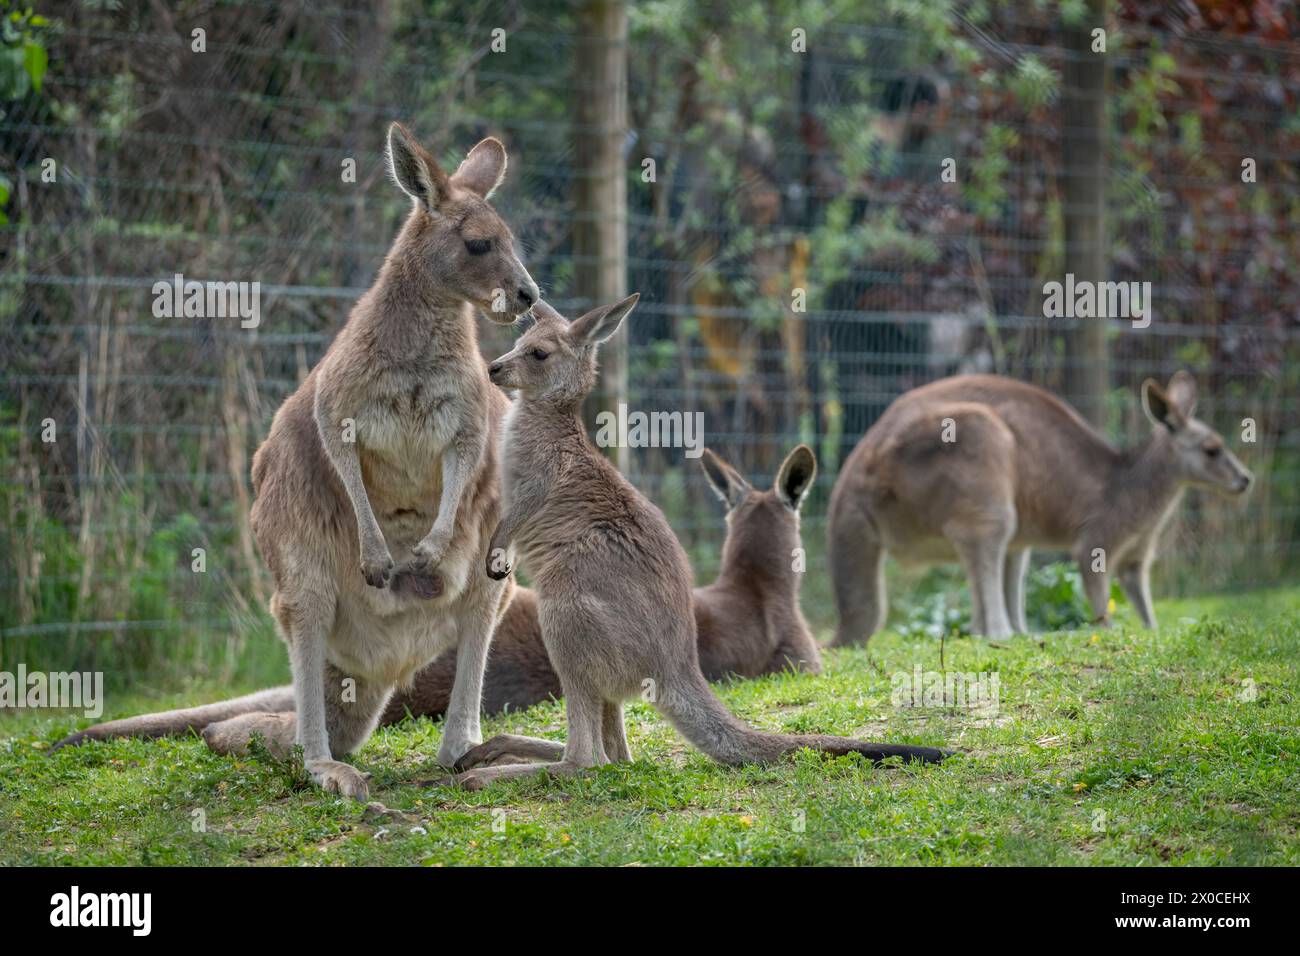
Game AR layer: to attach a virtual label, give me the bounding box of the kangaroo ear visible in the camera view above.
[569,293,639,346]
[1166,370,1198,419]
[531,299,564,323]
[775,444,817,511]
[386,123,451,208]
[1142,378,1184,432]
[451,137,508,200]
[700,449,750,509]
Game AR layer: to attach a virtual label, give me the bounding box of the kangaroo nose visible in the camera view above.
[517,286,535,307]
[488,362,503,377]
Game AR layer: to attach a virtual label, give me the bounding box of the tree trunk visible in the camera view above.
[1062,0,1109,429]
[572,0,628,466]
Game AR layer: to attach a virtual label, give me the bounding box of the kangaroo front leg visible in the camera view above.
[413,431,485,574]
[1003,548,1031,634]
[314,378,392,589]
[1118,560,1157,629]
[953,534,1013,639]
[1075,544,1112,627]
[485,480,547,580]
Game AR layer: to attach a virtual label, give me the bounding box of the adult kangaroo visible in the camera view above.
[49,124,539,802]
[448,295,944,788]
[827,372,1253,644]
[52,446,822,746]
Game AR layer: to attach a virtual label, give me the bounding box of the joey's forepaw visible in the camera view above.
[411,533,451,571]
[307,759,371,800]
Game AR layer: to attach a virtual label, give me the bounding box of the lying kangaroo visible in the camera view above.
[52,446,822,747]
[449,295,945,789]
[49,125,540,802]
[827,372,1253,644]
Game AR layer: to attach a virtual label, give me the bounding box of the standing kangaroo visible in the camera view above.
[449,295,945,789]
[51,446,822,748]
[383,442,823,718]
[61,125,541,801]
[827,372,1253,644]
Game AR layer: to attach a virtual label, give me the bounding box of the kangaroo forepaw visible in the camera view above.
[307,759,371,800]
[360,549,394,589]
[411,531,451,570]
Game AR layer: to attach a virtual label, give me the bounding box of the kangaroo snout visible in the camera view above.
[488,355,517,388]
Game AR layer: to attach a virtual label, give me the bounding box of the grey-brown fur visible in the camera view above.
[53,125,540,802]
[385,443,824,719]
[450,295,944,789]
[52,447,821,748]
[827,372,1253,644]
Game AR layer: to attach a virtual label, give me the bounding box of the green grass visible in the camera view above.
[1,588,1296,866]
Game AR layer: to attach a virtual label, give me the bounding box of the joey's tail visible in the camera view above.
[657,667,947,766]
[49,686,295,752]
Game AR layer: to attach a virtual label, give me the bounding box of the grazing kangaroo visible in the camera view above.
[827,372,1253,644]
[52,446,822,748]
[449,295,945,789]
[49,124,540,802]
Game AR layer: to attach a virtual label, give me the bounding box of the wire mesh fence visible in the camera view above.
[2,0,1297,686]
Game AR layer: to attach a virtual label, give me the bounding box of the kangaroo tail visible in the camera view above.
[49,686,295,752]
[656,668,947,766]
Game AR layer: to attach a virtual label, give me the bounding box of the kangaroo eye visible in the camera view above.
[531,348,549,361]
[465,238,491,255]
[1206,446,1222,459]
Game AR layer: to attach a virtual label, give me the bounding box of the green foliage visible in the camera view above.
[3,588,1296,865]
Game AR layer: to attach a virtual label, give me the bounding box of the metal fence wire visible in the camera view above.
[1,0,1297,683]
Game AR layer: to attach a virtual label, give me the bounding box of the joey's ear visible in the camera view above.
[700,449,750,510]
[569,293,640,346]
[775,444,817,511]
[451,137,508,199]
[1166,370,1198,419]
[386,123,451,207]
[1142,378,1184,432]
[531,299,564,322]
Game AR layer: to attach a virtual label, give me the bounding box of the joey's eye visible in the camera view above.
[531,348,549,361]
[465,238,491,256]
[1206,446,1221,459]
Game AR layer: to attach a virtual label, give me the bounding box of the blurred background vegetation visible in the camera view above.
[1,0,1297,691]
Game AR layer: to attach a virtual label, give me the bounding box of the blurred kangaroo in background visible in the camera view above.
[448,295,944,789]
[53,446,822,746]
[827,372,1253,644]
[53,124,540,802]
